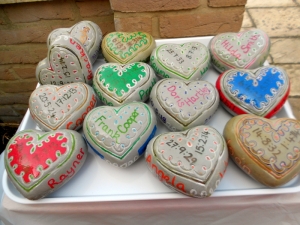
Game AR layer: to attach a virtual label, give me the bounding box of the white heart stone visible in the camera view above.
[83,102,157,168]
[150,42,210,81]
[145,126,228,198]
[150,78,219,131]
[209,29,270,73]
[47,21,102,63]
[29,83,97,131]
[36,34,93,85]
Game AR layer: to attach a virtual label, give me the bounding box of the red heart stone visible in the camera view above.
[5,129,87,200]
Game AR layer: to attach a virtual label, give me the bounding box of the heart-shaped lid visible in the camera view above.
[152,126,226,183]
[224,115,300,187]
[209,29,270,72]
[150,42,210,80]
[101,31,156,64]
[36,34,93,85]
[153,78,219,126]
[47,21,102,63]
[29,82,96,131]
[5,129,87,199]
[93,62,156,105]
[83,102,157,166]
[216,66,290,117]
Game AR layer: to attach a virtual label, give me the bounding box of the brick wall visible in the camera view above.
[0,0,115,123]
[112,0,246,38]
[0,0,246,123]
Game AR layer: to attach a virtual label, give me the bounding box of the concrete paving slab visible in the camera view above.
[270,38,300,64]
[276,64,300,97]
[248,7,300,37]
[246,0,297,8]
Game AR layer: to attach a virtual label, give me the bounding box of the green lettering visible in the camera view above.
[211,57,226,72]
[112,130,120,143]
[117,109,139,133]
[200,65,209,75]
[138,78,157,100]
[102,125,108,132]
[95,115,106,125]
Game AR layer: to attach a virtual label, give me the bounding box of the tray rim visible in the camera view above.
[2,35,298,205]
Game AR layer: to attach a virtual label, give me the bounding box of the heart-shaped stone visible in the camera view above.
[4,129,87,200]
[93,62,157,106]
[150,78,219,131]
[216,66,290,118]
[36,34,93,85]
[145,126,228,198]
[224,115,300,187]
[101,31,156,64]
[209,29,270,73]
[150,42,210,81]
[47,21,102,63]
[29,83,97,131]
[83,102,157,168]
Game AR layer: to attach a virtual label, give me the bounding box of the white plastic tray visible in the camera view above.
[3,36,300,204]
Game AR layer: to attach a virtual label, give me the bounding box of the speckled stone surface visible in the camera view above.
[247,8,300,37]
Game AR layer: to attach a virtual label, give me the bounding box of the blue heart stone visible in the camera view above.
[227,67,285,110]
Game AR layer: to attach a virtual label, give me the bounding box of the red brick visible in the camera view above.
[89,16,116,35]
[0,116,23,123]
[76,0,113,17]
[114,16,152,34]
[110,0,200,12]
[0,92,31,104]
[0,8,8,25]
[0,79,37,93]
[12,104,28,116]
[159,8,244,38]
[4,1,74,23]
[0,25,51,45]
[13,66,36,79]
[0,105,18,116]
[208,0,247,7]
[0,65,17,80]
[0,44,47,65]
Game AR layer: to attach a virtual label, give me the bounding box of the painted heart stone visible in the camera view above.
[216,66,290,118]
[209,29,270,73]
[93,62,157,106]
[83,102,157,168]
[29,83,97,131]
[101,31,156,64]
[150,78,219,131]
[36,34,93,85]
[47,20,102,63]
[224,115,300,187]
[4,129,87,200]
[145,126,228,198]
[150,42,210,81]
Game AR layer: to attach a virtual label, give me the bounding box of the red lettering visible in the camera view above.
[167,85,176,92]
[47,148,85,189]
[72,160,80,168]
[70,38,76,45]
[145,153,186,193]
[221,40,242,60]
[76,43,82,50]
[146,154,152,164]
[48,178,61,188]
